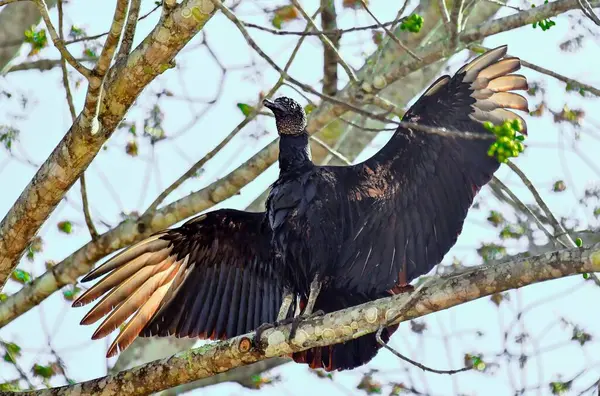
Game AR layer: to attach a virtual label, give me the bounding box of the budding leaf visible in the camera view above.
[58,221,73,234]
[11,269,32,284]
[237,103,255,117]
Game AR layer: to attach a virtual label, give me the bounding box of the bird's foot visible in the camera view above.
[289,310,325,340]
[254,317,297,349]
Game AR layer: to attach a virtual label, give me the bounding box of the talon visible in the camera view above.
[254,322,276,348]
[289,310,325,340]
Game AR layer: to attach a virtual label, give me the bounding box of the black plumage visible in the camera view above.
[72,45,528,370]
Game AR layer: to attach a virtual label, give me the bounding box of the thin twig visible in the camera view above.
[577,0,600,25]
[291,0,358,83]
[80,174,99,239]
[506,160,577,248]
[116,0,142,61]
[359,0,422,61]
[242,19,401,36]
[438,0,451,24]
[33,0,92,78]
[310,136,351,165]
[57,0,99,240]
[489,176,564,247]
[63,3,161,45]
[375,334,472,375]
[3,57,97,74]
[80,0,128,130]
[450,0,465,47]
[373,278,471,374]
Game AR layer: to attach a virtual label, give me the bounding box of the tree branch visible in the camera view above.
[0,0,219,289]
[320,0,339,97]
[0,0,592,326]
[17,243,600,395]
[291,0,357,83]
[32,0,92,78]
[116,0,142,62]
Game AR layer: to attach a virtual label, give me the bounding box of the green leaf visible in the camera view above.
[62,285,81,301]
[11,269,32,284]
[0,125,19,151]
[3,342,21,363]
[575,237,583,247]
[0,381,21,392]
[465,353,486,371]
[571,326,592,345]
[550,381,571,395]
[57,221,73,234]
[0,293,7,302]
[477,243,506,263]
[400,14,424,33]
[23,26,48,56]
[486,210,505,227]
[304,103,316,115]
[553,180,566,192]
[237,103,255,117]
[484,119,526,163]
[32,363,56,379]
[68,25,86,40]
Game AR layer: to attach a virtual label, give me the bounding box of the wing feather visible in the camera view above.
[73,209,282,357]
[331,45,528,293]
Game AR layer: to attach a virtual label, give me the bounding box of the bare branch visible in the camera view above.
[506,160,577,248]
[32,0,92,77]
[79,173,99,239]
[116,0,142,62]
[79,0,128,130]
[17,243,600,395]
[0,0,592,325]
[320,0,339,96]
[0,0,219,289]
[359,0,421,61]
[2,57,96,74]
[489,176,563,247]
[291,0,357,83]
[57,0,99,240]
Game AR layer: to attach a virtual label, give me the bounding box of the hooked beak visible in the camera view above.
[263,98,283,113]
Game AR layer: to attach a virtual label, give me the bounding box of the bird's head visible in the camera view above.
[263,96,307,136]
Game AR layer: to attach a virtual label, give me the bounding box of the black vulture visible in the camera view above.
[72,45,528,371]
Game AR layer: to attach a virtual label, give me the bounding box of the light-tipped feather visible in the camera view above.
[90,262,178,340]
[459,46,508,83]
[73,248,172,307]
[80,256,176,325]
[106,281,174,357]
[81,235,169,282]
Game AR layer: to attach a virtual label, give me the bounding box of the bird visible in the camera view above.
[72,45,528,371]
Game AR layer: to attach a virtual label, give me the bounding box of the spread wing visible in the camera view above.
[72,209,282,357]
[332,45,529,293]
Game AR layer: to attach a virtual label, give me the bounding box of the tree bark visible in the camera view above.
[15,243,600,396]
[0,0,219,289]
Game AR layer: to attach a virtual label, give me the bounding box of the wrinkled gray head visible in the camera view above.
[263,96,307,136]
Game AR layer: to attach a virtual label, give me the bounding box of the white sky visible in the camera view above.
[1,0,600,394]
